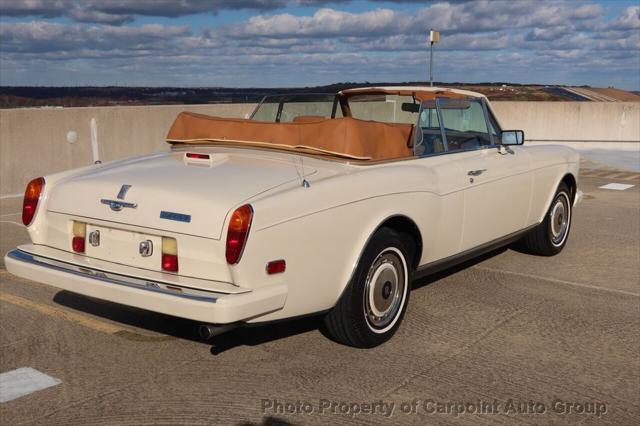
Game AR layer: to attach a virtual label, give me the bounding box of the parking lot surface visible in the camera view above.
[1,172,638,425]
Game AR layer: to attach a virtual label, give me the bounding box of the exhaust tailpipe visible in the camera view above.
[198,323,239,340]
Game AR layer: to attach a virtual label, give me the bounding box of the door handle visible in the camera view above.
[467,169,486,176]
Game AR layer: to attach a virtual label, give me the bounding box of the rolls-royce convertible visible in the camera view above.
[5,86,582,348]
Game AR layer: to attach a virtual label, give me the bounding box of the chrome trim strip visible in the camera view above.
[7,249,222,303]
[414,223,540,279]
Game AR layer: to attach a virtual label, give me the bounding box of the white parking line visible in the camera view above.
[599,183,635,191]
[0,291,125,335]
[0,367,61,403]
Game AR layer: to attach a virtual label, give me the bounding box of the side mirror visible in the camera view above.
[501,130,524,145]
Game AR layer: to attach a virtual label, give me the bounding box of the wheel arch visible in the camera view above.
[561,173,577,204]
[373,215,423,270]
[328,213,423,316]
[536,170,578,224]
[345,214,423,289]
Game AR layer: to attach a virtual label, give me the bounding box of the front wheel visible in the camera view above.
[521,182,572,256]
[324,227,414,348]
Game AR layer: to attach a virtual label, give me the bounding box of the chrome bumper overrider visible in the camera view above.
[7,249,221,302]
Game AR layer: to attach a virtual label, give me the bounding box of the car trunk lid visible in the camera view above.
[47,152,309,240]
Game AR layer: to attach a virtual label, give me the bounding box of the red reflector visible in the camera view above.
[266,260,286,275]
[226,204,253,264]
[186,152,210,160]
[22,177,45,226]
[72,236,85,253]
[162,253,179,272]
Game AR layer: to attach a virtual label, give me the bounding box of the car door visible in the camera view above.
[423,99,533,251]
[449,99,533,250]
[458,146,532,250]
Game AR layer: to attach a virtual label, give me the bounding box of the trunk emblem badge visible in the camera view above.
[101,184,137,212]
[139,240,153,257]
[88,230,100,247]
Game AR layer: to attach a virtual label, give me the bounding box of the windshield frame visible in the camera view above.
[250,93,340,123]
[414,96,497,157]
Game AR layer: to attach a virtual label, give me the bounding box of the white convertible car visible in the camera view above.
[6,86,582,347]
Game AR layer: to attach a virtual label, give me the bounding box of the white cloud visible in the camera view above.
[230,8,406,38]
[0,0,71,17]
[0,0,289,24]
[608,5,640,30]
[0,1,638,89]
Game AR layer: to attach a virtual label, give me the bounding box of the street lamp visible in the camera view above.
[429,29,440,87]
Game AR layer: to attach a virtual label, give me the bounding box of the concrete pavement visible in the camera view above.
[0,173,638,424]
[577,148,640,172]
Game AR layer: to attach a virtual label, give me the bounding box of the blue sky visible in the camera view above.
[1,0,639,89]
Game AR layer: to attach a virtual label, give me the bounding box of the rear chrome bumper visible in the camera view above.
[4,248,287,324]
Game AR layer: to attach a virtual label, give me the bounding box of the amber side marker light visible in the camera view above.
[22,177,45,226]
[226,204,253,264]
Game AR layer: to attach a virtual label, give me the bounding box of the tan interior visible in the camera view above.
[166,112,413,161]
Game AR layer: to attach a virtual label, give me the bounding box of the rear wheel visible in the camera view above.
[521,182,572,256]
[324,227,414,348]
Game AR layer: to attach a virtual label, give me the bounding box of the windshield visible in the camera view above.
[251,94,341,123]
[347,94,420,124]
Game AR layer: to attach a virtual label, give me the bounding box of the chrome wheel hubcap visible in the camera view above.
[364,249,406,330]
[550,193,570,246]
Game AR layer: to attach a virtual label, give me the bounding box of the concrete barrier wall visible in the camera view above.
[0,104,255,196]
[1,101,638,197]
[491,102,640,143]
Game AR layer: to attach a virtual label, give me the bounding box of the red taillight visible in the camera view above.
[162,254,179,272]
[161,237,178,272]
[22,177,45,226]
[266,259,286,275]
[226,204,253,264]
[72,236,85,253]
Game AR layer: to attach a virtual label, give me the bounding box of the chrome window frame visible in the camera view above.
[249,93,339,122]
[413,96,499,158]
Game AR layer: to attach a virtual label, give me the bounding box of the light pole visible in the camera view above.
[429,29,440,87]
